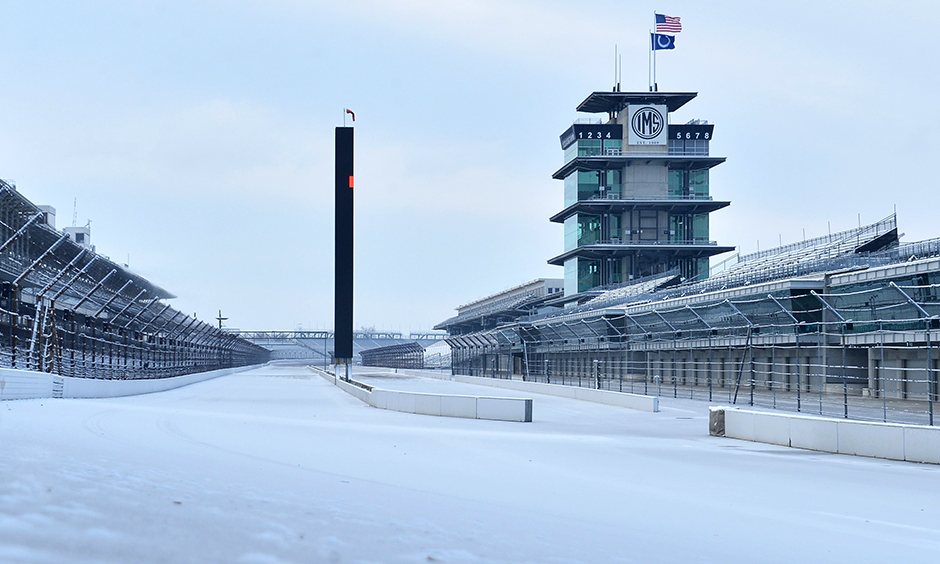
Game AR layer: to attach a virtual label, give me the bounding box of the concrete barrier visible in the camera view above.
[453,375,659,413]
[311,367,532,422]
[0,365,263,401]
[0,368,54,400]
[710,406,940,464]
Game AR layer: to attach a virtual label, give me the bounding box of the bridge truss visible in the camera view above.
[233,331,445,364]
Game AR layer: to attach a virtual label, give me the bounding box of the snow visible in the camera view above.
[2,362,939,563]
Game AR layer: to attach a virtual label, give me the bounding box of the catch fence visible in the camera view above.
[450,280,940,426]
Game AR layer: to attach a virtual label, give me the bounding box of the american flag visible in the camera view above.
[655,14,682,34]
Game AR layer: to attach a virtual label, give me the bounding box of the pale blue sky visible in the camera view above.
[1,1,937,331]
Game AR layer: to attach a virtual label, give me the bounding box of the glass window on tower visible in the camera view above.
[578,259,600,293]
[609,215,622,242]
[564,216,578,252]
[564,173,578,206]
[689,170,709,198]
[578,214,602,247]
[577,171,600,201]
[669,215,685,243]
[668,170,709,199]
[578,139,602,157]
[668,139,709,156]
[693,214,709,243]
[603,170,622,199]
[603,138,622,156]
[695,258,710,281]
[564,142,578,164]
[564,258,578,296]
[668,170,684,198]
[571,170,621,201]
[609,259,623,286]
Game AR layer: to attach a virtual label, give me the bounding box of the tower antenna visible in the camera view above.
[614,45,618,91]
[72,198,77,227]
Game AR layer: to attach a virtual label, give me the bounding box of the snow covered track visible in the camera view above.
[2,363,940,563]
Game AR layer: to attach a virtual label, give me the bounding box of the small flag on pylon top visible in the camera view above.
[655,14,682,34]
[345,108,355,122]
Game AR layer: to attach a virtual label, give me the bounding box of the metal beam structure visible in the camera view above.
[360,341,424,369]
[0,180,269,378]
[232,330,446,362]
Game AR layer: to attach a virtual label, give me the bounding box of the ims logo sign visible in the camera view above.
[628,105,668,145]
[631,107,664,139]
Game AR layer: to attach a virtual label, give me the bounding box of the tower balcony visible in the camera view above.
[550,196,730,224]
[548,241,736,266]
[553,155,726,180]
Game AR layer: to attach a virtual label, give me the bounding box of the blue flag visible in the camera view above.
[651,33,676,51]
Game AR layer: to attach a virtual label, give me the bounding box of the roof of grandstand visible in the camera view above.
[561,214,900,314]
[0,183,176,312]
[438,213,925,334]
[434,279,562,332]
[0,180,268,372]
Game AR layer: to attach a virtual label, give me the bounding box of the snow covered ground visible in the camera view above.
[1,362,939,564]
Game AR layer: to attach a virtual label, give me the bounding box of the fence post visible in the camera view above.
[928,325,934,426]
[708,333,713,401]
[842,322,849,419]
[796,329,802,412]
[749,339,755,407]
[880,322,886,422]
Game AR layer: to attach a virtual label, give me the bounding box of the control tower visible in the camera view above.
[549,91,733,299]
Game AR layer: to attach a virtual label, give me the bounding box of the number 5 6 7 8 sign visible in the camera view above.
[669,124,715,141]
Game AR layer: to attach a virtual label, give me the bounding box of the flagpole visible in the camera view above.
[652,12,658,91]
[648,30,652,91]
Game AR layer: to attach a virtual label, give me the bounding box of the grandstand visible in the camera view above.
[435,278,563,334]
[441,211,940,425]
[360,341,425,369]
[0,180,269,379]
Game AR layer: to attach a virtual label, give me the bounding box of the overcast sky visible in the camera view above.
[1,1,938,332]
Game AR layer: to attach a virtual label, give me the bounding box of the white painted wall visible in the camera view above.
[312,368,532,422]
[711,406,940,464]
[0,368,54,400]
[0,365,263,401]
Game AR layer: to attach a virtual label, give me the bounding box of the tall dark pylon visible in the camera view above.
[334,126,354,367]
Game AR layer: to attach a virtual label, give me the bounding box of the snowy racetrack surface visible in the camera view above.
[1,364,939,564]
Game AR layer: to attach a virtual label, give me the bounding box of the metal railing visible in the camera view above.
[449,282,940,426]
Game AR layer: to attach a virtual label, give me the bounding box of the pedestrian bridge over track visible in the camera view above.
[231,330,445,362]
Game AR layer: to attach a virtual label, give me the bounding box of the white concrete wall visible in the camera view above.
[60,366,259,399]
[0,368,54,400]
[454,375,659,413]
[311,368,532,422]
[711,406,940,464]
[0,365,263,401]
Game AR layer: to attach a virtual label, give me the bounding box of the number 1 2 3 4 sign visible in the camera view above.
[559,124,622,149]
